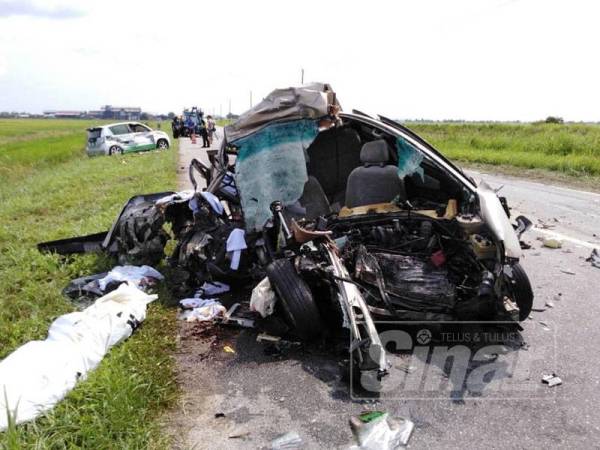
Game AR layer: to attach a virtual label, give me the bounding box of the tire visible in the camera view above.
[156,139,169,150]
[508,263,533,321]
[109,145,123,156]
[266,258,322,340]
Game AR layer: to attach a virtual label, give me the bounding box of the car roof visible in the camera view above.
[103,122,144,128]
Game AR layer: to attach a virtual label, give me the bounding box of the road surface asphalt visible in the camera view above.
[169,137,600,449]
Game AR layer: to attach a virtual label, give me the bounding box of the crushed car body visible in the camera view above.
[39,82,533,382]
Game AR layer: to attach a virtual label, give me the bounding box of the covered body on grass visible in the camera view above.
[39,83,533,385]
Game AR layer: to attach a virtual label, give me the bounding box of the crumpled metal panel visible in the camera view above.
[225,82,338,143]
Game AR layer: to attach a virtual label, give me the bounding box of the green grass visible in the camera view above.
[0,119,178,449]
[406,122,600,177]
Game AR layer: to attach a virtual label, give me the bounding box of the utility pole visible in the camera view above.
[301,68,304,84]
[228,98,231,116]
[250,90,253,108]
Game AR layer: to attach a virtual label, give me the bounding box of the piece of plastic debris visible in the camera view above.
[349,412,414,449]
[560,269,575,275]
[520,241,532,250]
[223,345,235,354]
[271,431,302,450]
[359,411,386,422]
[398,363,418,374]
[545,301,555,308]
[539,321,551,331]
[250,277,277,318]
[531,307,546,312]
[218,303,255,328]
[542,374,562,387]
[542,238,562,249]
[586,248,600,269]
[257,333,282,343]
[229,431,251,439]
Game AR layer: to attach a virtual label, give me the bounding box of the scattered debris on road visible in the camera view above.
[271,431,303,449]
[587,248,600,269]
[542,238,562,249]
[349,411,414,449]
[542,373,563,387]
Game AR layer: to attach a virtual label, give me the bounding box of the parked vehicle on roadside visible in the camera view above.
[86,122,171,156]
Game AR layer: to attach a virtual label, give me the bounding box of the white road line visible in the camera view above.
[532,227,598,250]
[468,170,600,199]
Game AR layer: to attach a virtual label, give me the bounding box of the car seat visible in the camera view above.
[345,140,406,208]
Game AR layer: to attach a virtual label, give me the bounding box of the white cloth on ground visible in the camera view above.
[194,281,230,298]
[178,299,226,322]
[226,228,247,270]
[0,283,157,430]
[98,265,163,291]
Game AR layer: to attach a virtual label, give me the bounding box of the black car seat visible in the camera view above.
[345,140,406,208]
[299,176,331,219]
[284,176,331,222]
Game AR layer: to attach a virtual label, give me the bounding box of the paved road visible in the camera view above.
[169,148,600,449]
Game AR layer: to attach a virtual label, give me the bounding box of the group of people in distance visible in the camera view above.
[171,114,217,147]
[192,114,216,148]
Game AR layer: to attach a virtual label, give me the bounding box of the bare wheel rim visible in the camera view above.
[158,140,168,149]
[110,146,121,155]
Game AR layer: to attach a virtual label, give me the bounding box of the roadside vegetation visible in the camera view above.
[408,121,600,177]
[0,119,178,448]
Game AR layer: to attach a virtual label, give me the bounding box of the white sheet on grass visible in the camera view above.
[0,283,157,430]
[98,265,164,291]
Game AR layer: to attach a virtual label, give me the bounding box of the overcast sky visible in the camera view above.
[0,0,598,121]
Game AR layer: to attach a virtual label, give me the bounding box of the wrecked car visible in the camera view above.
[41,83,533,382]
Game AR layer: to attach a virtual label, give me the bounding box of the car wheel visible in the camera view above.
[156,139,169,150]
[109,145,123,156]
[507,263,533,321]
[266,258,322,340]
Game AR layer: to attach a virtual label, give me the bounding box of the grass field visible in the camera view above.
[0,119,178,448]
[407,121,600,177]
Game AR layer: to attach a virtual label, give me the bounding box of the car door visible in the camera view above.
[108,124,134,152]
[129,123,155,152]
